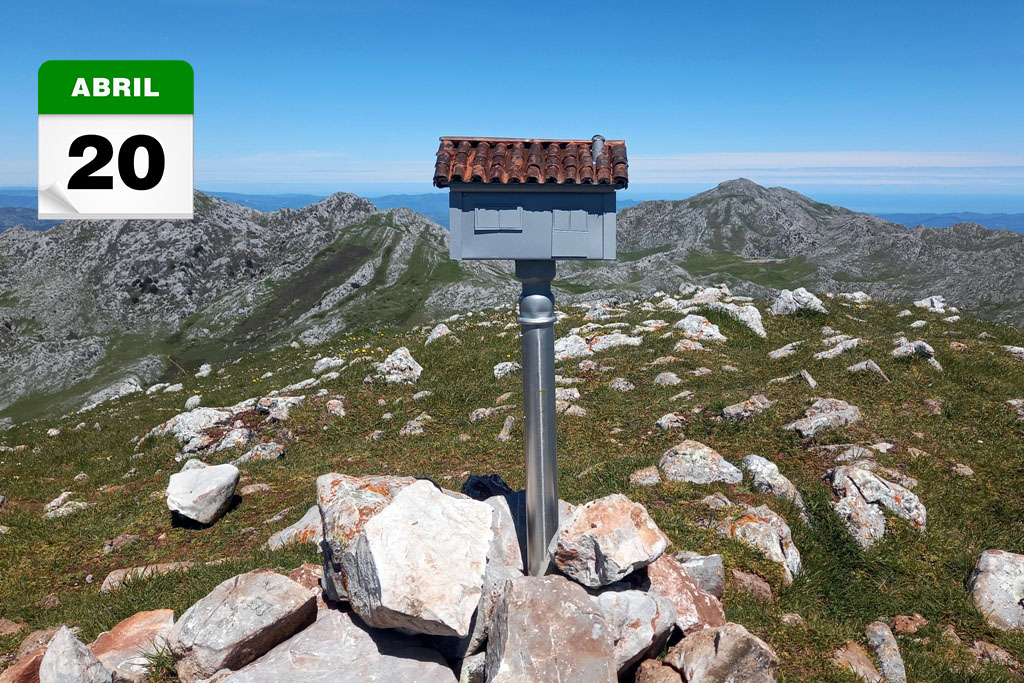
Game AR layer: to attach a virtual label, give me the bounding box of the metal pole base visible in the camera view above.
[515,260,558,577]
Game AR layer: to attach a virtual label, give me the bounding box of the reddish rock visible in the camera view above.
[892,613,928,634]
[89,609,174,682]
[831,642,882,682]
[646,555,726,635]
[0,648,45,683]
[635,659,682,682]
[287,563,328,611]
[730,569,774,601]
[0,619,25,637]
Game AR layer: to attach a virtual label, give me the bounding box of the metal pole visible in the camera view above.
[515,259,559,577]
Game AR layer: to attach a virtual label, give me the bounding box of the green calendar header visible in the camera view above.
[39,60,193,115]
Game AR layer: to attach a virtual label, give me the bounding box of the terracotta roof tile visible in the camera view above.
[433,136,627,189]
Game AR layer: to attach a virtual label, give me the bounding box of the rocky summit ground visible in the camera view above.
[0,285,1023,681]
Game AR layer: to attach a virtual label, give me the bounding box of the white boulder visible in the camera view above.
[166,463,240,525]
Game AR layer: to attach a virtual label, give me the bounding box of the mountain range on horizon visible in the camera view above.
[2,178,1023,423]
[2,187,1024,234]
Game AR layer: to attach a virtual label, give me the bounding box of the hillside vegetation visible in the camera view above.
[1,286,1022,680]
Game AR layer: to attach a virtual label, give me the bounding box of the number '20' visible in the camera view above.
[67,134,165,191]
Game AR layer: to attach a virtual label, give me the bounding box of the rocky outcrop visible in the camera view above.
[770,288,827,315]
[825,466,926,547]
[375,347,422,384]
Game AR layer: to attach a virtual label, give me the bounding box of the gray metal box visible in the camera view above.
[448,183,616,261]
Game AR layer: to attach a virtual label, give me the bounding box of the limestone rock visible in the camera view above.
[825,466,927,548]
[675,315,727,342]
[647,554,726,634]
[722,394,775,422]
[497,415,515,442]
[90,609,174,683]
[492,361,521,380]
[913,294,946,312]
[168,569,316,682]
[469,405,513,423]
[674,339,706,352]
[185,395,201,410]
[865,621,907,683]
[672,552,725,599]
[266,506,322,550]
[1004,345,1024,361]
[636,659,683,683]
[325,399,345,418]
[101,562,194,593]
[39,626,111,683]
[311,356,345,375]
[770,288,827,315]
[166,463,240,525]
[659,440,742,484]
[232,442,284,465]
[399,412,432,436]
[316,473,415,601]
[813,338,861,359]
[848,359,891,382]
[425,323,453,345]
[702,301,767,337]
[784,398,862,438]
[148,407,233,453]
[217,610,455,683]
[968,549,1024,631]
[341,480,493,637]
[768,342,801,360]
[592,586,676,672]
[484,575,616,683]
[741,455,807,521]
[374,347,422,384]
[714,501,802,584]
[589,332,643,354]
[832,642,882,682]
[655,412,686,431]
[554,334,592,361]
[838,291,872,305]
[629,466,662,486]
[664,622,779,682]
[549,493,668,587]
[654,371,682,386]
[609,377,635,392]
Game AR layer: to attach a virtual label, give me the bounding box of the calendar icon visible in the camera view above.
[38,60,193,220]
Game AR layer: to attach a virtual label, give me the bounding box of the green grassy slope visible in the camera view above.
[0,294,1022,680]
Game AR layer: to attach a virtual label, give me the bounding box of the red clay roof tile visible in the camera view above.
[433,137,627,189]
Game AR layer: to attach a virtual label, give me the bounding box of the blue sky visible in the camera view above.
[3,0,1023,211]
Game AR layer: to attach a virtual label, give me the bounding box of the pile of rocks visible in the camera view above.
[16,474,785,682]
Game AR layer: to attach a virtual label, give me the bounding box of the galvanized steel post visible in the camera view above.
[515,259,559,577]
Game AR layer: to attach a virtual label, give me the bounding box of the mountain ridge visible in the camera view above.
[2,179,1023,423]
